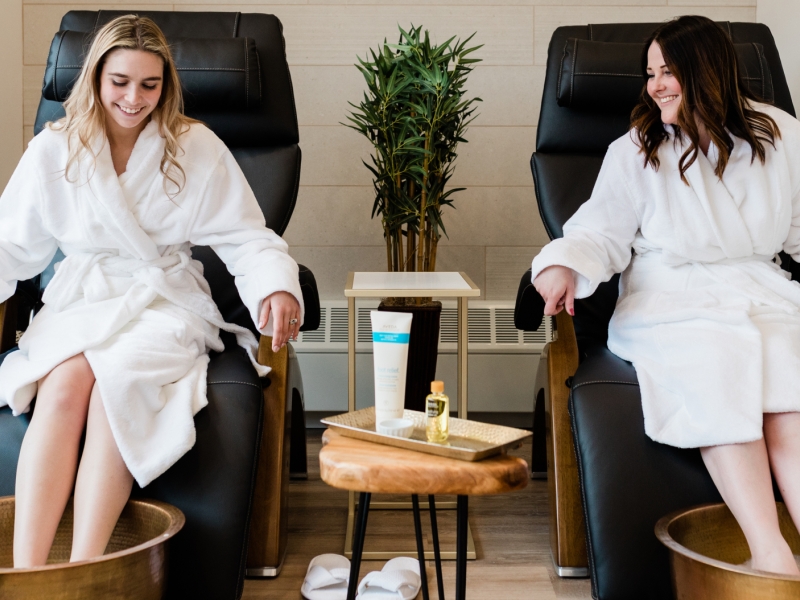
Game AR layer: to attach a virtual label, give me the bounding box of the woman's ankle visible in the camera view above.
[750,539,800,575]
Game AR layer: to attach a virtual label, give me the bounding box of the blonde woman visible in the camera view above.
[1,15,303,567]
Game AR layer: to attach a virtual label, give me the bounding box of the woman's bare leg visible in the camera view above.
[70,383,133,561]
[701,439,799,575]
[13,354,95,568]
[764,412,800,550]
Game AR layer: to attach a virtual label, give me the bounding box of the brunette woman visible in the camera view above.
[533,15,800,574]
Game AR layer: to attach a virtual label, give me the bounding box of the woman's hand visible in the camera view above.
[258,291,301,352]
[533,266,576,316]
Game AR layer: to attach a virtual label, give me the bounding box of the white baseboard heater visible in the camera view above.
[293,300,552,417]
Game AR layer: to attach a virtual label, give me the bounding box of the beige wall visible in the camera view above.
[758,0,800,107]
[9,0,779,300]
[0,0,23,191]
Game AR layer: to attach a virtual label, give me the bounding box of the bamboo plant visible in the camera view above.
[346,25,482,285]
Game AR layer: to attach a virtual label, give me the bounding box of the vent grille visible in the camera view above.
[440,308,458,343]
[329,308,349,343]
[523,328,547,345]
[300,308,326,343]
[296,301,552,352]
[468,308,491,344]
[357,307,373,343]
[494,308,519,344]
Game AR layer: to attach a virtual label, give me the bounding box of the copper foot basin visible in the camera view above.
[0,496,184,599]
[656,502,800,599]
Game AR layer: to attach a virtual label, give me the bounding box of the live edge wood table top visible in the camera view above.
[319,429,529,496]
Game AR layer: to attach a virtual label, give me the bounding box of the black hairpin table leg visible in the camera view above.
[412,494,431,600]
[346,492,371,600]
[455,495,469,600]
[429,495,445,600]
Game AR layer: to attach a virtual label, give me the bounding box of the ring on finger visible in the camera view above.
[289,318,298,325]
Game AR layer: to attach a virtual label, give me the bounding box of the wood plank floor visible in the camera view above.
[242,430,592,600]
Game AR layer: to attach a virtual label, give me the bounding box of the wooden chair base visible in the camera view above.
[246,339,306,577]
[536,312,588,577]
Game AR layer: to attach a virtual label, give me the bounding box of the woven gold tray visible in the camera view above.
[321,407,531,461]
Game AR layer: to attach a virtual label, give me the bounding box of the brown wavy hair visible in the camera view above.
[630,15,780,184]
[48,14,196,194]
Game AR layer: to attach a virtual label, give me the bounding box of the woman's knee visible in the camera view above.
[35,354,96,419]
[764,412,800,452]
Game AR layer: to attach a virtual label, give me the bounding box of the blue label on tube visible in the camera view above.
[373,332,410,344]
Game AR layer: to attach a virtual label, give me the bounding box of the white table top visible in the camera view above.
[345,271,481,297]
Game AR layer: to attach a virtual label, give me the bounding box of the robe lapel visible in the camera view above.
[84,128,161,261]
[118,120,166,210]
[682,139,754,259]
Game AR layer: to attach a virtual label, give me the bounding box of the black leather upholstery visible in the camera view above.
[0,349,31,495]
[536,22,794,156]
[516,21,796,600]
[44,31,263,110]
[556,40,774,111]
[36,11,299,148]
[569,348,722,600]
[131,347,263,600]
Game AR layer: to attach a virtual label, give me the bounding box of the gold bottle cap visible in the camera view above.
[431,380,444,393]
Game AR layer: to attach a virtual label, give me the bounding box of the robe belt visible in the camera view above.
[635,250,800,314]
[43,251,270,376]
[637,248,776,267]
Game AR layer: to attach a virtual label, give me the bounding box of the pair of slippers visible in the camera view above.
[301,554,422,599]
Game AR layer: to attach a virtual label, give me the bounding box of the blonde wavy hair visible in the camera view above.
[48,14,195,194]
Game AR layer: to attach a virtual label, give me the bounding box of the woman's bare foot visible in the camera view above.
[750,541,800,576]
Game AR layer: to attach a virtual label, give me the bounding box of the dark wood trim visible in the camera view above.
[247,337,290,571]
[538,312,586,569]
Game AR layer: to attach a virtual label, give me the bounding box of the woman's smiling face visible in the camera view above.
[646,41,682,125]
[99,48,163,135]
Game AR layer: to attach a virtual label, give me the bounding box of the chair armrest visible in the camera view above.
[514,268,545,331]
[298,264,320,332]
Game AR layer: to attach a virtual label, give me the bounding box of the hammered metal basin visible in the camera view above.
[0,496,184,600]
[656,502,800,600]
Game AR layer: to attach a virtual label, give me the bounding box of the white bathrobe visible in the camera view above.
[531,103,800,449]
[0,120,304,486]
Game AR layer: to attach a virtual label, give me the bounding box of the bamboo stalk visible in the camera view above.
[396,226,404,272]
[406,227,416,272]
[394,229,402,272]
[417,138,430,273]
[424,222,432,271]
[406,179,416,272]
[430,232,439,271]
[384,223,392,271]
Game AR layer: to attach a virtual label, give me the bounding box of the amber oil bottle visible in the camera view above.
[426,381,450,443]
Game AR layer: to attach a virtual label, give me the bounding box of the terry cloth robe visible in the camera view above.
[531,103,800,449]
[0,120,304,486]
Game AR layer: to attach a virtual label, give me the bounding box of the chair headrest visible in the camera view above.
[556,38,774,112]
[43,30,263,110]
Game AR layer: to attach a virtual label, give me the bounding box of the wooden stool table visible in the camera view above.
[320,430,528,600]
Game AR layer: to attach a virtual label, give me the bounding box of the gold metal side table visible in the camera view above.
[343,271,481,561]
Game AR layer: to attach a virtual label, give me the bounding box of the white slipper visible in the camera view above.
[301,553,352,600]
[356,557,421,599]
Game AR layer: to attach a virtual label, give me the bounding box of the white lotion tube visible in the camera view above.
[370,310,413,426]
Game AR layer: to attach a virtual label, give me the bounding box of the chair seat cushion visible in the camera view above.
[569,347,721,600]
